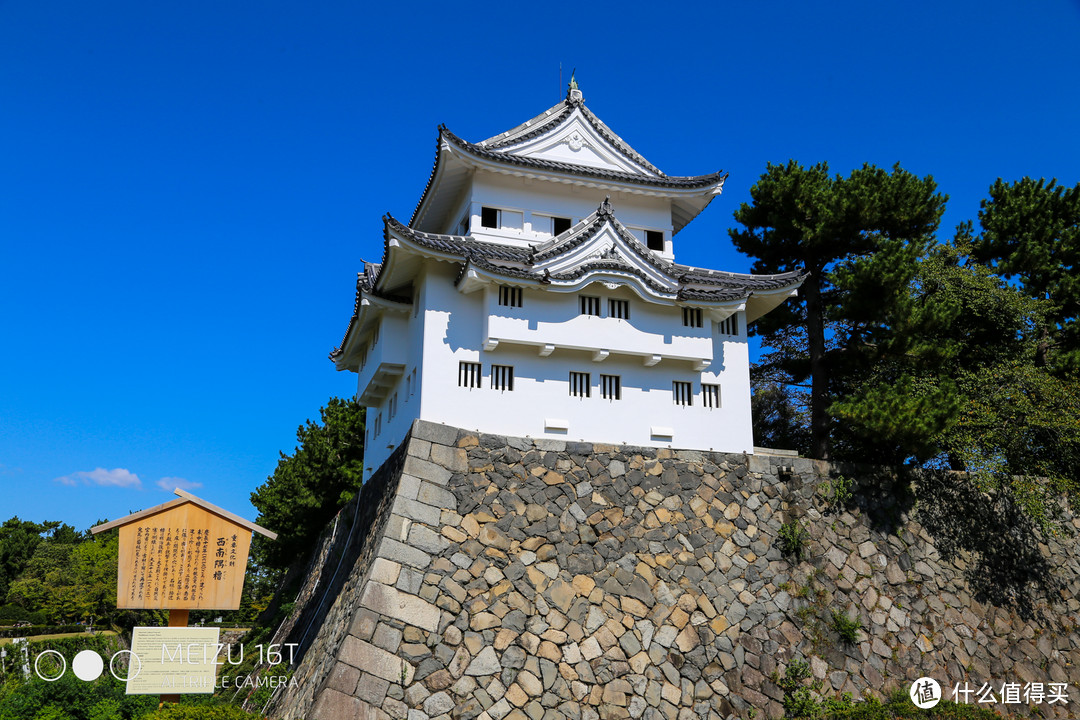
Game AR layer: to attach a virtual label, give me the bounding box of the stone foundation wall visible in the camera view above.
[267,420,1080,720]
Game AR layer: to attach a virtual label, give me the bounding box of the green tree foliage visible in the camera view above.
[975,177,1080,371]
[4,525,119,625]
[0,519,58,600]
[250,397,365,570]
[731,161,947,458]
[833,234,1080,521]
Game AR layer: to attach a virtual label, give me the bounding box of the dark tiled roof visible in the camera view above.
[480,94,665,177]
[387,200,803,300]
[385,216,532,263]
[334,202,804,362]
[442,129,726,190]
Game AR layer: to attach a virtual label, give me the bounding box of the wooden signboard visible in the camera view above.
[91,489,276,611]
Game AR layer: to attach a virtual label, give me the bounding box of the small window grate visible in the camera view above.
[601,374,621,401]
[609,299,629,320]
[703,384,721,408]
[580,296,601,316]
[498,286,523,308]
[491,364,514,392]
[459,361,481,389]
[673,381,693,407]
[569,371,591,398]
[682,308,703,328]
[718,315,738,336]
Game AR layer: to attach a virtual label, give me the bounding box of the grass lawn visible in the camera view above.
[0,630,117,646]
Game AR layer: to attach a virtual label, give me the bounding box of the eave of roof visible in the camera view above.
[479,92,665,177]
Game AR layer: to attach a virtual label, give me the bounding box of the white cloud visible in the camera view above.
[156,477,203,492]
[54,467,142,488]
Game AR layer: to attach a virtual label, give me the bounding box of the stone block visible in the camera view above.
[466,646,502,676]
[418,481,458,509]
[357,672,391,705]
[424,691,455,716]
[350,608,379,641]
[369,557,402,586]
[326,662,361,695]
[410,524,450,554]
[340,636,414,685]
[403,455,454,486]
[431,443,469,472]
[379,538,433,570]
[373,622,403,653]
[393,496,442,525]
[361,581,441,631]
[310,688,362,720]
[398,473,422,501]
[412,420,460,447]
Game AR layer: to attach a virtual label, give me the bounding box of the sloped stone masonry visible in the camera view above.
[266,420,1080,720]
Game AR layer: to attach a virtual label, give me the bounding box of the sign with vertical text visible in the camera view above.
[115,503,252,610]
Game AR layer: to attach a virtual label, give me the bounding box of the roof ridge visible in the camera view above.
[442,129,726,189]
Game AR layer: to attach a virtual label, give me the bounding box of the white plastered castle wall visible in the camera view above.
[396,263,753,466]
[463,172,675,257]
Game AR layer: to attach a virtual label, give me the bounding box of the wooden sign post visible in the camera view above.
[91,489,276,702]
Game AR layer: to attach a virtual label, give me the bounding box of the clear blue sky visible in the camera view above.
[2,1,1078,532]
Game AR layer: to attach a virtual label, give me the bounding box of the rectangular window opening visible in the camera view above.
[580,295,601,316]
[552,216,572,235]
[458,361,482,389]
[480,206,499,229]
[682,307,703,328]
[498,285,523,308]
[491,364,514,392]
[673,381,693,407]
[646,230,665,251]
[703,383,721,409]
[569,371,591,398]
[601,374,621,401]
[609,299,629,320]
[718,314,738,336]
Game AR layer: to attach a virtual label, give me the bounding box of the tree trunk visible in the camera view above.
[804,272,830,459]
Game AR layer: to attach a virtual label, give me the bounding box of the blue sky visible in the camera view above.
[2,1,1078,533]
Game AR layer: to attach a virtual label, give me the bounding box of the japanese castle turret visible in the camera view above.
[331,82,805,478]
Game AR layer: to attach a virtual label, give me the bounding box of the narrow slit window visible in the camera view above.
[480,206,499,229]
[580,295,601,316]
[609,299,629,320]
[459,361,482,388]
[569,371,591,398]
[718,314,738,336]
[498,286,523,308]
[646,230,665,251]
[389,392,398,420]
[491,364,514,392]
[673,381,693,407]
[702,384,721,408]
[601,374,621,401]
[552,216,572,235]
[682,307,703,328]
